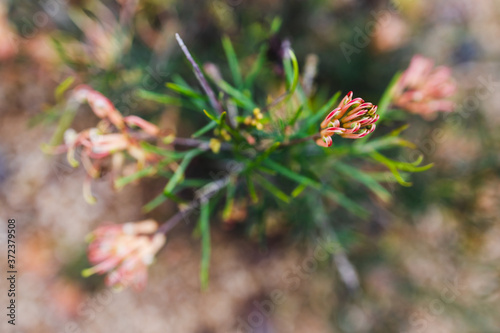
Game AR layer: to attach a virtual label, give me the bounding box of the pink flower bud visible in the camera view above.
[317,92,379,148]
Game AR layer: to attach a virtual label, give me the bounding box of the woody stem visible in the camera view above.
[156,176,231,234]
[175,33,224,115]
[130,132,231,150]
[280,133,322,147]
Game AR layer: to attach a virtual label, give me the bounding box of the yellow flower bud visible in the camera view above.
[209,138,222,154]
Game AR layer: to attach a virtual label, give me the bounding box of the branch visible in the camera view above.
[316,204,360,294]
[156,176,231,234]
[175,33,224,115]
[329,229,360,293]
[129,132,231,151]
[279,133,321,147]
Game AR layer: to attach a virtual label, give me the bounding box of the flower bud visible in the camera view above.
[317,92,378,147]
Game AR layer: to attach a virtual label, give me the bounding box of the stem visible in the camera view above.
[265,91,289,111]
[280,133,321,147]
[264,49,299,112]
[130,132,231,151]
[49,99,79,146]
[172,137,210,149]
[315,201,360,294]
[171,137,231,151]
[175,33,224,115]
[156,176,230,234]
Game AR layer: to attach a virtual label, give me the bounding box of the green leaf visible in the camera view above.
[115,166,156,189]
[254,174,290,203]
[354,122,413,153]
[246,142,281,171]
[214,79,256,110]
[263,160,367,217]
[163,149,203,196]
[166,82,206,100]
[389,167,412,187]
[143,193,168,213]
[222,175,237,221]
[356,136,416,153]
[370,152,418,187]
[140,142,190,159]
[291,183,308,197]
[285,49,299,99]
[222,35,243,88]
[377,71,402,121]
[203,110,240,140]
[244,44,267,89]
[389,124,410,137]
[203,109,218,122]
[199,200,211,290]
[217,112,227,133]
[302,91,341,133]
[289,105,304,127]
[136,89,182,106]
[144,179,209,213]
[55,77,75,102]
[270,17,282,33]
[363,172,399,182]
[316,91,342,117]
[255,165,277,175]
[242,17,282,89]
[333,161,391,203]
[192,121,217,138]
[47,100,79,147]
[246,175,259,203]
[372,152,433,173]
[279,49,311,112]
[257,142,281,163]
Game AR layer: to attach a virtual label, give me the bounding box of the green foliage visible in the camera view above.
[163,149,204,196]
[199,200,211,290]
[45,18,435,291]
[222,35,243,88]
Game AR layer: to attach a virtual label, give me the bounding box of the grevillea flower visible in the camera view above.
[392,55,456,118]
[82,219,166,291]
[316,92,379,148]
[64,128,129,168]
[72,85,125,129]
[46,85,162,202]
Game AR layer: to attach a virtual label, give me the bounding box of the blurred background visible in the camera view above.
[1,0,500,332]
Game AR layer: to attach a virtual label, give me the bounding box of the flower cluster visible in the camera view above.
[244,108,265,130]
[392,55,456,118]
[51,85,162,202]
[82,220,166,291]
[316,92,379,147]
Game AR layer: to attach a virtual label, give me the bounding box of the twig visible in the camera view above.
[173,137,232,151]
[279,133,321,147]
[315,203,360,294]
[157,176,230,234]
[302,54,319,98]
[265,91,289,111]
[318,221,360,293]
[175,33,224,115]
[129,132,231,151]
[328,229,360,293]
